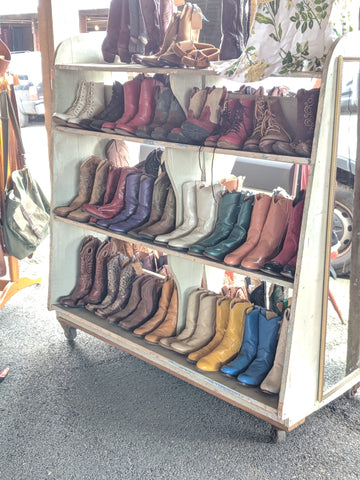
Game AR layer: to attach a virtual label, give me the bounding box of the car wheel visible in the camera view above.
[18,110,29,128]
[332,183,353,276]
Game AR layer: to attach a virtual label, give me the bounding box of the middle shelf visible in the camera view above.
[55,215,295,289]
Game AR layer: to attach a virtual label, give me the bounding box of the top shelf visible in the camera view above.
[54,63,323,78]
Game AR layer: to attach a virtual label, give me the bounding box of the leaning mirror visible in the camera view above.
[320,57,360,398]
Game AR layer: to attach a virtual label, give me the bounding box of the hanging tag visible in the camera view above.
[174,0,185,6]
[191,10,203,30]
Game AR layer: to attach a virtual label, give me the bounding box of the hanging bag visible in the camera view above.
[0,91,50,260]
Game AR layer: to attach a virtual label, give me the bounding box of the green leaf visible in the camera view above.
[290,16,297,22]
[314,0,323,3]
[315,6,323,12]
[301,12,307,21]
[322,3,329,9]
[309,19,314,28]
[296,42,302,53]
[301,22,307,33]
[246,46,256,52]
[255,13,274,25]
[296,20,301,29]
[278,23,282,40]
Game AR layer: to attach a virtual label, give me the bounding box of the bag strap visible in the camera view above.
[0,90,25,192]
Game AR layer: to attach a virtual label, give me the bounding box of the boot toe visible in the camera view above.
[220,365,240,377]
[237,373,259,386]
[260,261,283,275]
[196,357,220,372]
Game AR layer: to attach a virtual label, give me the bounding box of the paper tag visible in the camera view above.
[174,0,185,6]
[191,10,203,30]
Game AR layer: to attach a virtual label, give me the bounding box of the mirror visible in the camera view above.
[321,57,360,397]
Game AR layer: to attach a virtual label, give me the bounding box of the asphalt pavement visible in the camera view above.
[0,121,359,480]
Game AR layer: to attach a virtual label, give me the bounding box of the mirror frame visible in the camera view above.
[319,56,360,402]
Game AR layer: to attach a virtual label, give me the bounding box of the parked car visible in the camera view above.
[8,51,44,127]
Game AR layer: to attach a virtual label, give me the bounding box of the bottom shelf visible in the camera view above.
[53,304,290,430]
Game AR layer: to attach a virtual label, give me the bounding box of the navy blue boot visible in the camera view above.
[221,306,259,377]
[237,308,281,387]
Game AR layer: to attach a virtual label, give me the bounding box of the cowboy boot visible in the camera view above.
[85,253,128,312]
[145,284,178,344]
[88,167,122,225]
[95,259,137,318]
[107,274,151,323]
[115,78,164,135]
[54,156,102,217]
[258,97,293,153]
[118,276,163,330]
[105,139,130,168]
[129,172,171,235]
[97,172,143,228]
[155,180,197,245]
[133,277,175,337]
[181,87,228,143]
[221,306,260,377]
[157,3,201,66]
[102,0,123,63]
[167,87,209,144]
[102,77,143,133]
[204,96,239,147]
[60,236,101,307]
[136,185,176,240]
[204,194,254,262]
[67,82,105,127]
[187,296,231,364]
[139,0,161,56]
[273,88,320,157]
[84,167,142,220]
[129,0,147,55]
[261,190,305,275]
[241,194,292,271]
[159,288,209,349]
[243,95,269,152]
[216,98,254,149]
[116,0,131,62]
[52,81,88,126]
[188,191,243,256]
[197,299,253,372]
[280,255,297,280]
[85,81,125,131]
[223,193,272,267]
[219,0,251,60]
[260,308,290,394]
[237,309,281,386]
[151,94,186,141]
[168,183,224,251]
[170,293,220,355]
[135,86,173,138]
[109,175,156,233]
[132,11,180,66]
[78,239,117,306]
[68,159,110,223]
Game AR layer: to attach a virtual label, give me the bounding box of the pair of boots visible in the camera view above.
[219,0,252,61]
[113,276,178,346]
[52,81,105,128]
[129,172,177,241]
[54,140,130,223]
[59,237,133,309]
[133,3,202,67]
[155,181,224,251]
[190,191,254,262]
[102,0,170,63]
[223,192,292,272]
[159,288,221,355]
[102,78,186,140]
[221,306,282,388]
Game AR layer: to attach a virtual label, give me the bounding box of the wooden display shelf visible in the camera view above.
[54,215,295,289]
[54,125,310,166]
[53,304,290,429]
[54,62,323,79]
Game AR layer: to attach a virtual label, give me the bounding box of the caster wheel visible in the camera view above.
[344,382,360,399]
[64,326,77,341]
[271,427,287,443]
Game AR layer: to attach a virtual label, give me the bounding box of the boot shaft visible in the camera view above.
[198,86,227,126]
[257,194,292,249]
[229,194,254,240]
[102,0,123,63]
[128,78,164,127]
[105,139,130,168]
[75,82,105,120]
[88,159,110,205]
[241,193,272,245]
[147,171,171,219]
[187,87,209,121]
[195,183,224,229]
[78,155,103,201]
[117,77,143,124]
[296,88,320,142]
[66,81,88,117]
[140,0,162,55]
[117,0,131,63]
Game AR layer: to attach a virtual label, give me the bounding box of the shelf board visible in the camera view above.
[55,216,295,289]
[54,125,310,165]
[54,62,322,79]
[53,304,282,425]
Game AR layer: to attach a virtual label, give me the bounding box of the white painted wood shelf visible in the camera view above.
[49,32,360,438]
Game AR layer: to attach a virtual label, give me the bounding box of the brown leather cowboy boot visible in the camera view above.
[78,240,117,306]
[102,0,123,63]
[54,156,102,217]
[133,277,175,337]
[145,284,178,344]
[60,236,101,307]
